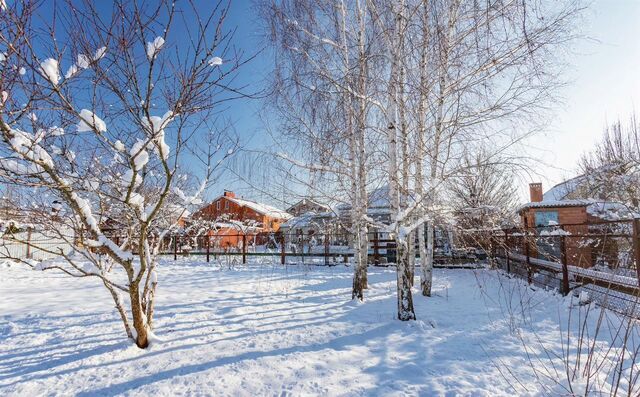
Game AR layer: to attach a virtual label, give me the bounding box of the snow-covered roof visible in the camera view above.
[227,197,293,220]
[338,184,413,214]
[519,199,594,211]
[281,211,336,229]
[542,175,586,201]
[519,173,638,220]
[368,185,391,208]
[286,199,331,213]
[519,175,597,212]
[519,199,637,221]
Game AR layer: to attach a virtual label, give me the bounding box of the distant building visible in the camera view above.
[518,181,633,268]
[336,185,394,227]
[286,199,331,217]
[193,191,292,249]
[194,191,292,232]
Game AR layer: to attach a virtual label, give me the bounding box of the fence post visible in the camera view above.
[505,230,510,274]
[280,234,286,265]
[633,219,640,287]
[301,231,305,265]
[173,236,177,261]
[560,225,570,296]
[488,234,495,268]
[206,234,210,263]
[25,227,32,259]
[242,234,247,265]
[324,233,329,266]
[373,232,380,266]
[524,228,532,284]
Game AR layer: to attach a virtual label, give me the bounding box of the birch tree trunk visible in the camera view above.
[388,1,415,321]
[415,1,431,297]
[422,221,434,296]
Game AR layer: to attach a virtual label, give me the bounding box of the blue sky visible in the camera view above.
[222,0,640,204]
[528,0,640,196]
[23,1,640,206]
[204,1,276,202]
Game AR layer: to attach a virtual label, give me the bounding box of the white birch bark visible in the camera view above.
[387,0,415,321]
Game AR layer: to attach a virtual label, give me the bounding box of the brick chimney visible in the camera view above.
[223,190,235,198]
[529,183,543,202]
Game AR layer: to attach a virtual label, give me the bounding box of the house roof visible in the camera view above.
[518,199,594,211]
[226,196,293,220]
[542,175,586,201]
[286,199,331,213]
[337,184,414,213]
[281,211,336,229]
[519,175,592,212]
[518,199,637,221]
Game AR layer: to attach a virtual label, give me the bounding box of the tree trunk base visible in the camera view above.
[135,335,149,349]
[352,273,366,301]
[421,282,431,297]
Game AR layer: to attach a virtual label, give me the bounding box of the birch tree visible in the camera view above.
[364,0,583,315]
[263,0,582,320]
[397,0,582,299]
[262,0,382,301]
[0,0,246,348]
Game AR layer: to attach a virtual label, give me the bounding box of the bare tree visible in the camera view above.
[579,114,640,210]
[448,149,520,230]
[260,0,582,320]
[260,0,383,301]
[379,0,582,303]
[0,0,247,348]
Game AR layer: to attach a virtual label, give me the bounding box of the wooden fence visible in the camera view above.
[0,229,75,261]
[485,219,640,317]
[158,231,475,266]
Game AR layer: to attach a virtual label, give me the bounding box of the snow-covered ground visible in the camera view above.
[1,259,638,396]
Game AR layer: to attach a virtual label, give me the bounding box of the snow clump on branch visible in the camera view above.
[77,109,107,132]
[39,58,60,85]
[77,54,90,69]
[130,140,150,171]
[146,37,165,60]
[93,46,107,61]
[142,110,173,161]
[208,56,223,67]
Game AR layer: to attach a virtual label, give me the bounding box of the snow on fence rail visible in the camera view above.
[0,231,75,261]
[156,231,472,266]
[483,219,640,317]
[497,252,640,317]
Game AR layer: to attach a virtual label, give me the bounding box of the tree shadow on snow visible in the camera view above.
[75,323,395,397]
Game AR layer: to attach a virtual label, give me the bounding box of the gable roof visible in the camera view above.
[286,198,331,213]
[281,211,336,229]
[518,174,590,212]
[542,175,586,201]
[518,199,593,212]
[518,173,638,221]
[226,196,292,220]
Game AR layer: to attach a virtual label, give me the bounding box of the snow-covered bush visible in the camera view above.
[0,0,242,348]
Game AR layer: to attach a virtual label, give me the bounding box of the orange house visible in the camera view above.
[193,191,292,249]
[518,182,630,268]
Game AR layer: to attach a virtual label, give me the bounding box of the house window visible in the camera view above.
[535,210,560,261]
[534,210,559,227]
[225,201,229,210]
[216,201,221,210]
